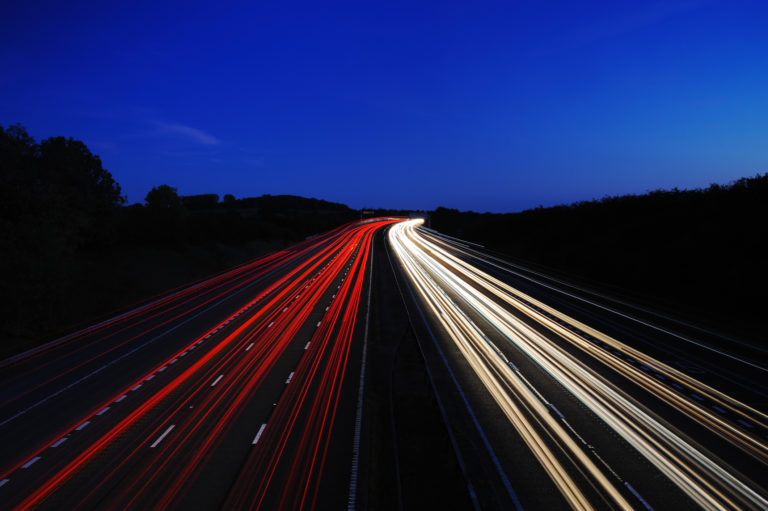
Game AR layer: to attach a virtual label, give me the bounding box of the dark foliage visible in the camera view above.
[431,175,768,340]
[1,124,124,340]
[0,124,356,355]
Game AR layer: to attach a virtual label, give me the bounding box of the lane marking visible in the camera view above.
[285,372,294,384]
[51,437,67,448]
[151,425,175,448]
[170,358,178,364]
[115,394,127,403]
[252,423,267,445]
[146,374,155,381]
[304,342,311,350]
[316,321,322,327]
[131,383,142,391]
[75,421,90,431]
[96,406,110,416]
[625,482,655,510]
[348,236,374,511]
[158,366,167,372]
[211,375,224,387]
[0,478,8,487]
[21,457,40,469]
[245,343,254,351]
[268,322,274,328]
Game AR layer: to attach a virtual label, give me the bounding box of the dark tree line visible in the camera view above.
[0,124,356,353]
[431,175,768,341]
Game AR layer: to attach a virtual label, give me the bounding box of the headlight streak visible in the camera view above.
[389,220,768,511]
[421,230,768,460]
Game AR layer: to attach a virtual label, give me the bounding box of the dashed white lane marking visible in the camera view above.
[180,351,187,357]
[96,406,110,416]
[75,421,90,431]
[211,375,224,387]
[158,366,167,372]
[150,425,175,448]
[115,394,127,403]
[252,423,267,445]
[325,306,329,311]
[268,321,274,328]
[283,307,288,312]
[0,478,9,487]
[316,321,322,327]
[285,372,294,384]
[51,437,67,448]
[304,342,311,350]
[21,457,40,469]
[246,343,254,351]
[170,358,178,364]
[131,383,142,391]
[146,374,155,381]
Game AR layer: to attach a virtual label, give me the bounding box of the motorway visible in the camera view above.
[388,219,768,511]
[2,217,767,510]
[0,218,398,510]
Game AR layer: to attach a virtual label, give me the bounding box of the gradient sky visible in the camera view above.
[2,1,767,212]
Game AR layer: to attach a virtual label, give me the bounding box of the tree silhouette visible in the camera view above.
[145,184,183,210]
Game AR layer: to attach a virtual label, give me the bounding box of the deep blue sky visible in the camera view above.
[2,1,766,212]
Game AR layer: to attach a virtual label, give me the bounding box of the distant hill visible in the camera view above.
[234,194,352,213]
[431,174,768,343]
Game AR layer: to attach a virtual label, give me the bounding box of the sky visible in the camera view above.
[2,0,767,212]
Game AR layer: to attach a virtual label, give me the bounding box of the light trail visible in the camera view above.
[4,218,399,511]
[389,219,768,511]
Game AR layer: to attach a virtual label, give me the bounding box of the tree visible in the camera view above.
[145,184,183,210]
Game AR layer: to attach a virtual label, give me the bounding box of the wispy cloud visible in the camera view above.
[153,120,221,145]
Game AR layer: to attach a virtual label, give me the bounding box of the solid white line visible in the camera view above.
[150,425,175,448]
[21,457,40,469]
[115,394,127,403]
[246,342,254,351]
[51,437,67,448]
[348,236,374,510]
[304,342,311,350]
[96,406,110,416]
[75,421,90,431]
[211,375,224,387]
[285,372,294,384]
[252,423,267,445]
